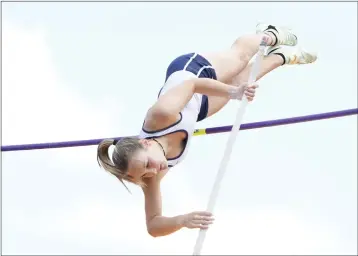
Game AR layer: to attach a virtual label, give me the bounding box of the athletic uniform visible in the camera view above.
[137,24,313,168]
[138,53,217,168]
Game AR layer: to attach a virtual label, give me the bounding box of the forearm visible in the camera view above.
[193,78,236,98]
[147,215,184,237]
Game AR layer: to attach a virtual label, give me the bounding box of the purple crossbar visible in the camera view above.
[1,108,357,152]
[205,108,358,135]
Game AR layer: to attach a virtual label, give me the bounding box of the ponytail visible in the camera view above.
[97,139,131,193]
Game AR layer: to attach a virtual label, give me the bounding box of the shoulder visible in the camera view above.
[143,107,181,131]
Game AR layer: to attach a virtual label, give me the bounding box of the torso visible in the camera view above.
[138,71,203,168]
[142,116,188,159]
[139,52,217,170]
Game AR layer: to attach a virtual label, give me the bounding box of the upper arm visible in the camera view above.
[142,179,163,225]
[147,79,197,123]
[147,77,231,124]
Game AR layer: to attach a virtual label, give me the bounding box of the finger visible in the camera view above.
[245,93,255,98]
[190,223,211,229]
[193,211,213,216]
[247,86,258,91]
[192,219,214,225]
[192,217,214,223]
[189,223,205,229]
[194,215,215,221]
[194,217,215,224]
[193,215,203,220]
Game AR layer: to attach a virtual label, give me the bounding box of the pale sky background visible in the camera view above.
[2,1,357,255]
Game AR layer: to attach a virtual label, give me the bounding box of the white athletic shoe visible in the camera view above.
[267,46,318,65]
[256,23,298,47]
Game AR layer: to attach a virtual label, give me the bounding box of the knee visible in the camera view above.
[231,34,260,61]
[231,39,253,62]
[232,34,257,47]
[231,46,251,63]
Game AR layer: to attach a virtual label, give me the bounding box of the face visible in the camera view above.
[126,140,168,183]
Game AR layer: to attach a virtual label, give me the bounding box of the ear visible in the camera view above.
[139,139,151,148]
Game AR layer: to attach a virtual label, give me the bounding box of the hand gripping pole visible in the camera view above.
[192,37,268,255]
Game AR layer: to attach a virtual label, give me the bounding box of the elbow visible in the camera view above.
[147,223,161,238]
[147,228,160,238]
[146,217,158,238]
[146,215,166,238]
[147,108,171,123]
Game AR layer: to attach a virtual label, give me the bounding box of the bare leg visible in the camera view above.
[206,54,283,117]
[200,33,274,83]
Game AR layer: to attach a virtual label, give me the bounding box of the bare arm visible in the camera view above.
[146,215,185,237]
[142,177,215,237]
[142,178,185,237]
[147,78,237,123]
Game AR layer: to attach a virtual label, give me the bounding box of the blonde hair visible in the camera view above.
[97,137,145,192]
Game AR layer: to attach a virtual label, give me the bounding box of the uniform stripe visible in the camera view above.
[193,129,206,136]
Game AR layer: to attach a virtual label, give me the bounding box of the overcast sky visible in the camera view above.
[2,1,357,255]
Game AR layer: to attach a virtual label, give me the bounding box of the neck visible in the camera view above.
[152,138,167,156]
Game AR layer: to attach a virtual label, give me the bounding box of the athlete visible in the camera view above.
[97,23,317,237]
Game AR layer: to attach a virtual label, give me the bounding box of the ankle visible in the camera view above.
[262,31,277,46]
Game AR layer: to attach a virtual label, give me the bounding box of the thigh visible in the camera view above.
[206,95,230,118]
[198,88,232,120]
[197,51,242,120]
[199,49,249,83]
[197,94,229,122]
